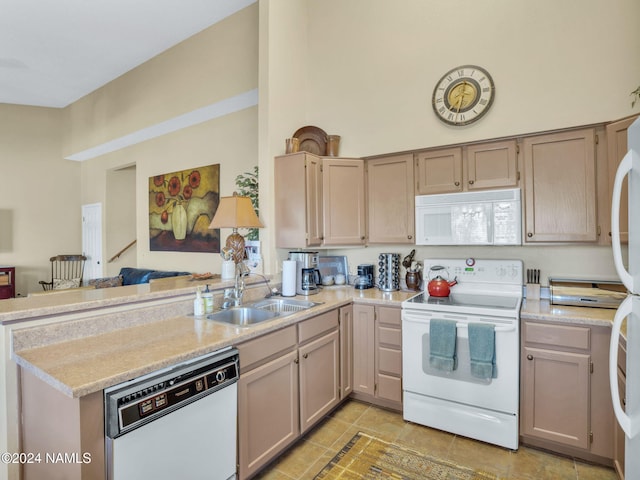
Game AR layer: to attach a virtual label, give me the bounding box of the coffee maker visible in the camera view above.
[355,264,375,289]
[288,251,321,295]
[300,268,319,295]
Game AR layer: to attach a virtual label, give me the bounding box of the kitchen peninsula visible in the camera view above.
[1,277,414,480]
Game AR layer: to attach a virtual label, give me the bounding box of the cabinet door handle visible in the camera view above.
[454,181,460,186]
[294,358,299,364]
[468,180,475,185]
[527,354,533,360]
[407,235,413,240]
[303,353,308,359]
[527,233,533,238]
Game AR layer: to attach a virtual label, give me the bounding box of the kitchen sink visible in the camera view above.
[250,298,323,315]
[207,298,323,328]
[207,307,279,327]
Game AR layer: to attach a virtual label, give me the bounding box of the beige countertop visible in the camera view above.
[12,286,417,398]
[520,298,617,328]
[0,275,241,324]
[521,298,626,349]
[12,285,623,400]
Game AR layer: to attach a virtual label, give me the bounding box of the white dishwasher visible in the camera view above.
[104,347,239,480]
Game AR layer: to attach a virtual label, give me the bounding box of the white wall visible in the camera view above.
[0,105,81,295]
[73,4,260,275]
[304,0,640,157]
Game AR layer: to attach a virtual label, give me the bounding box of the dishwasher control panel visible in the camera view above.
[104,347,239,438]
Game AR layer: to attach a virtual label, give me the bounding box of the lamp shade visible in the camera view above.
[208,192,263,229]
[209,192,263,264]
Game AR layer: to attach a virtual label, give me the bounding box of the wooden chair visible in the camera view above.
[39,255,87,291]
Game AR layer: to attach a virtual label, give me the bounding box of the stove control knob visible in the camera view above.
[216,370,226,383]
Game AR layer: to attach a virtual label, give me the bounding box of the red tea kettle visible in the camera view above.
[427,266,457,297]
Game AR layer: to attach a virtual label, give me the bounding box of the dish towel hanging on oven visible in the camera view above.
[429,319,457,371]
[468,322,497,379]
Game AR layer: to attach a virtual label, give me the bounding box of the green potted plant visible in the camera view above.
[235,166,259,241]
[632,86,640,108]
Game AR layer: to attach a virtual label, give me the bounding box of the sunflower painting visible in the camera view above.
[149,164,220,252]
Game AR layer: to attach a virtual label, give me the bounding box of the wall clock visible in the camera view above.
[432,65,495,126]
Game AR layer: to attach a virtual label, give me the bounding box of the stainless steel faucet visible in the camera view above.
[222,262,250,309]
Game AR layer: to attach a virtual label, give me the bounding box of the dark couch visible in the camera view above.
[119,267,191,285]
[88,267,190,288]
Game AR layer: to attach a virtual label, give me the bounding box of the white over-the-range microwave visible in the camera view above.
[415,188,522,245]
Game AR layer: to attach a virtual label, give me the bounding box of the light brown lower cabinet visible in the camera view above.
[339,304,353,398]
[19,368,105,480]
[520,319,614,465]
[236,309,344,480]
[352,304,402,411]
[299,328,340,432]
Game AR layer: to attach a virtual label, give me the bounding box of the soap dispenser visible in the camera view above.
[202,284,214,314]
[194,286,205,317]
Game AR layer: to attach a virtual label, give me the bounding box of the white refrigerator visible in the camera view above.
[610,116,640,479]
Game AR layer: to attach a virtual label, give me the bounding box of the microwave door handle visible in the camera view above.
[611,149,638,292]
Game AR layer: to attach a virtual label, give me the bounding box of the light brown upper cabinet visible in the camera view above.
[274,153,365,248]
[522,128,597,243]
[415,139,518,195]
[606,114,638,244]
[466,140,519,190]
[415,147,462,194]
[275,152,322,248]
[366,154,415,243]
[321,158,366,246]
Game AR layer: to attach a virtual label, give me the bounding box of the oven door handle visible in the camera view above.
[456,323,516,333]
[453,322,516,333]
[402,315,516,333]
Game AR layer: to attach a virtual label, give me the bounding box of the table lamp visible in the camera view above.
[209,192,263,264]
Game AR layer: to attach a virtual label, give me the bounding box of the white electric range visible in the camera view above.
[402,258,523,449]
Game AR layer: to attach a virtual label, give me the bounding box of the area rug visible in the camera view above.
[314,432,497,480]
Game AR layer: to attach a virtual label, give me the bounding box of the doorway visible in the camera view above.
[82,203,103,281]
[106,165,137,276]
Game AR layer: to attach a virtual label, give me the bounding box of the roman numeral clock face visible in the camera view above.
[432,65,495,126]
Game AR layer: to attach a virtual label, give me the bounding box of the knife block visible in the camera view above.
[526,283,541,300]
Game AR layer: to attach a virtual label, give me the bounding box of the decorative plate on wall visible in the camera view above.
[293,125,328,155]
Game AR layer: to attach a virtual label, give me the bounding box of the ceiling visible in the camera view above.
[0,0,256,108]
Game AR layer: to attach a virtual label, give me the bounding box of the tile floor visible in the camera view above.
[255,400,619,480]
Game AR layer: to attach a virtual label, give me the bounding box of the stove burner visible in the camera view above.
[427,293,520,310]
[406,291,520,312]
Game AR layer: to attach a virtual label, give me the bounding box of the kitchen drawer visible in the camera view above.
[378,326,401,348]
[236,325,297,373]
[377,306,401,327]
[377,374,402,403]
[524,321,590,350]
[378,347,401,376]
[298,309,339,344]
